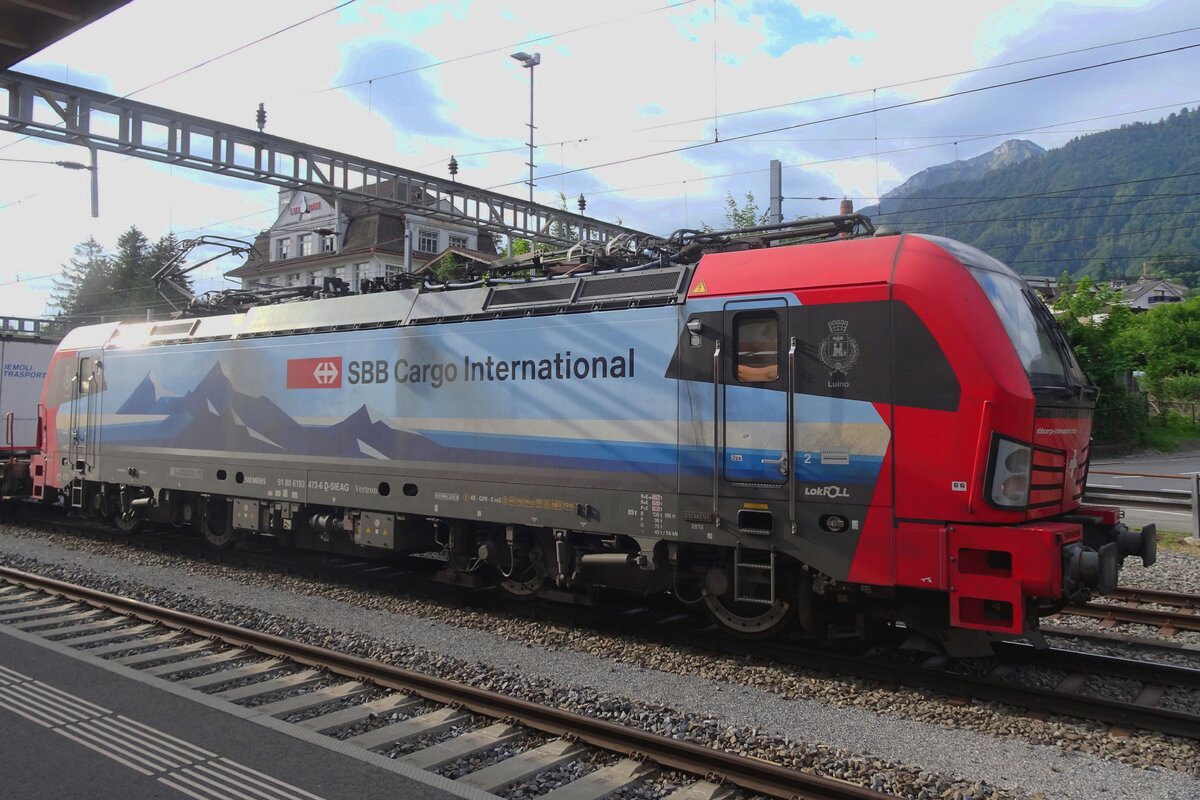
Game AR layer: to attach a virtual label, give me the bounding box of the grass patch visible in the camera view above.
[1155,529,1199,554]
[1141,414,1200,452]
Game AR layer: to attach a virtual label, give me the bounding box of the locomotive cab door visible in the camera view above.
[721,299,794,529]
[68,355,99,506]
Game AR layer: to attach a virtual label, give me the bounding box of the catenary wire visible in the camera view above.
[486,41,1200,190]
[125,1,360,99]
[899,201,1200,228]
[307,0,698,95]
[633,24,1200,136]
[421,25,1200,168]
[427,25,1200,168]
[587,99,1200,197]
[874,171,1200,217]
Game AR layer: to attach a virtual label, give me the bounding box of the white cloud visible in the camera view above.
[0,0,1192,319]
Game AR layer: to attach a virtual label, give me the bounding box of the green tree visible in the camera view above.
[52,227,193,323]
[1054,276,1146,443]
[1160,374,1200,402]
[1131,296,1200,398]
[701,191,761,231]
[51,237,109,317]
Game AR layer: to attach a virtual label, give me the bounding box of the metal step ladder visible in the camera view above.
[733,544,776,606]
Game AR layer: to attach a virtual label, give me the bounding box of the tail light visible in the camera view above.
[988,435,1031,509]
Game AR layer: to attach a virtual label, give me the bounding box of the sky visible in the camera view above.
[1,0,1197,318]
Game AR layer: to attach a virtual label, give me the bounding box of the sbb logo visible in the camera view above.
[287,357,343,389]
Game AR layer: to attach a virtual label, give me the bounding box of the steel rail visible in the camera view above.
[0,565,881,800]
[1110,587,1200,609]
[1041,623,1200,654]
[992,641,1200,689]
[13,513,1200,740]
[727,636,1200,741]
[1061,603,1200,633]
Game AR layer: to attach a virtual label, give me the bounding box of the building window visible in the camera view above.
[275,238,290,260]
[384,263,401,279]
[286,272,301,287]
[354,262,370,291]
[322,233,336,253]
[448,233,468,249]
[417,229,439,253]
[298,234,313,257]
[308,269,323,285]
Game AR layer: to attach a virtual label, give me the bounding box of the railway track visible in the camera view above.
[5,512,1200,742]
[1058,587,1200,635]
[711,633,1200,741]
[0,565,886,800]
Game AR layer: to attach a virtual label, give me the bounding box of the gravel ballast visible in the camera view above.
[0,523,1197,799]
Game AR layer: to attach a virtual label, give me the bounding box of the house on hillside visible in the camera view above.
[226,187,497,291]
[1024,275,1060,302]
[1120,279,1188,311]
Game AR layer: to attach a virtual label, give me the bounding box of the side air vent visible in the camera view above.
[486,280,579,309]
[578,268,684,301]
[407,287,493,323]
[148,320,199,338]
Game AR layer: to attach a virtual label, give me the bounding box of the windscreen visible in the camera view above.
[970,268,1076,387]
[916,235,1087,390]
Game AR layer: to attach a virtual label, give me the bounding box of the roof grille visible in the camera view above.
[579,268,683,300]
[487,281,578,308]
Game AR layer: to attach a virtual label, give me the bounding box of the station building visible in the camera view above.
[226,187,500,291]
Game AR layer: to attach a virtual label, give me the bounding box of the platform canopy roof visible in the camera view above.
[0,0,130,69]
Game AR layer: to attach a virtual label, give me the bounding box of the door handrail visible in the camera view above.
[787,336,797,535]
[712,339,722,526]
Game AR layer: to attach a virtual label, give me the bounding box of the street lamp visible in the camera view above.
[510,51,541,204]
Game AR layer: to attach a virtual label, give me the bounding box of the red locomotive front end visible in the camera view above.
[882,235,1154,643]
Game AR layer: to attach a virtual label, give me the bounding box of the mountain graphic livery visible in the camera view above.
[111,362,437,460]
[106,361,624,472]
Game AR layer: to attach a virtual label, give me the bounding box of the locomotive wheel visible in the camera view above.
[492,536,544,597]
[497,573,542,597]
[112,513,143,535]
[703,591,795,638]
[495,558,545,597]
[200,500,234,550]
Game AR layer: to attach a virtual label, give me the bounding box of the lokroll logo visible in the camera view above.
[287,357,342,388]
[804,485,850,499]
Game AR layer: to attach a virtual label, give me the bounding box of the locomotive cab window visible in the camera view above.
[735,314,780,383]
[77,357,94,394]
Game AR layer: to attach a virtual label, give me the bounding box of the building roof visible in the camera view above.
[1,1,131,69]
[1122,279,1188,304]
[227,211,410,278]
[409,246,503,275]
[226,181,501,280]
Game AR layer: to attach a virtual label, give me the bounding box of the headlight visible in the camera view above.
[989,435,1031,508]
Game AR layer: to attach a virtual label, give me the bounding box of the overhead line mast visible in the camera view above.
[0,69,661,251]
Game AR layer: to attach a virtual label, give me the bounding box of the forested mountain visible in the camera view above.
[861,139,1045,210]
[866,108,1200,285]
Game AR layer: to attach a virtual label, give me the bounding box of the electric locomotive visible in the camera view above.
[29,215,1155,653]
